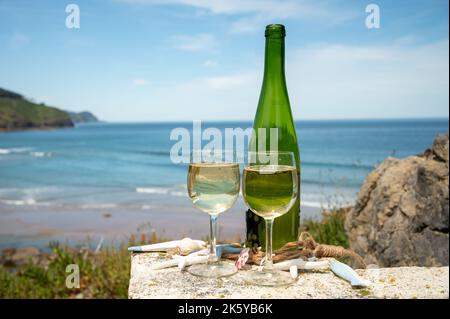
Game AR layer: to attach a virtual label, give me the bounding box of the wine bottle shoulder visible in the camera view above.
[252,105,298,140]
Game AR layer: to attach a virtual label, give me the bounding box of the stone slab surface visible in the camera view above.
[128,253,449,299]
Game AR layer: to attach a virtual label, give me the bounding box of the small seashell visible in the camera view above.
[177,238,206,255]
[234,248,250,270]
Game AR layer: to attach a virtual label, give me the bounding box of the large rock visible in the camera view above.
[345,133,449,267]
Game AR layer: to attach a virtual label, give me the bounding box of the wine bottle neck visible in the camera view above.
[263,37,286,87]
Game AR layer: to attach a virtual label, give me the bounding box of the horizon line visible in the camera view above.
[88,116,450,124]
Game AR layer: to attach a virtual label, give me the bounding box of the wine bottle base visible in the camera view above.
[187,261,237,278]
[244,269,295,287]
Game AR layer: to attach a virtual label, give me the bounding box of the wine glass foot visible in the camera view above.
[244,269,295,287]
[187,261,237,278]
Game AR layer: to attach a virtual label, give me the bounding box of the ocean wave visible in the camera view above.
[136,187,186,197]
[123,148,375,170]
[30,151,52,157]
[0,197,173,212]
[300,200,353,209]
[0,147,52,158]
[0,197,156,211]
[131,151,374,170]
[78,203,160,210]
[137,150,169,157]
[0,186,62,199]
[79,203,118,209]
[300,178,363,188]
[301,161,374,170]
[0,147,34,155]
[300,201,329,209]
[301,197,355,209]
[0,198,37,206]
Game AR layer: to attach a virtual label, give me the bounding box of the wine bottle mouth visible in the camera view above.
[265,24,286,38]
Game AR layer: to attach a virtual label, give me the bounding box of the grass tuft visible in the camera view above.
[300,208,349,248]
[0,242,130,299]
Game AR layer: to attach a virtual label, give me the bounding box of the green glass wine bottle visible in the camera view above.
[246,24,300,250]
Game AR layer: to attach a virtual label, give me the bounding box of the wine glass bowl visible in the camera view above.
[242,151,298,286]
[188,163,240,215]
[243,165,297,219]
[186,150,240,278]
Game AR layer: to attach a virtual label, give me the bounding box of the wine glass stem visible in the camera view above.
[208,214,218,263]
[263,218,275,271]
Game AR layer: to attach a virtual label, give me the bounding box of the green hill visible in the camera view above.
[0,88,74,131]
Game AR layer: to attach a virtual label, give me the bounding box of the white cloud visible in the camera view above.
[286,40,449,119]
[120,0,331,16]
[205,74,255,90]
[129,40,448,121]
[133,79,149,86]
[203,60,218,67]
[228,1,356,33]
[172,33,218,52]
[230,16,264,33]
[131,72,258,121]
[119,0,357,33]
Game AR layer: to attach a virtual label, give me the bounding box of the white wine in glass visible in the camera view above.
[187,152,240,278]
[242,151,298,286]
[243,165,297,219]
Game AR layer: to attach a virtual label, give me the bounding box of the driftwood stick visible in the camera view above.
[222,232,366,269]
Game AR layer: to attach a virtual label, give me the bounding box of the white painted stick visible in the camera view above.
[128,238,206,252]
[129,240,180,252]
[274,258,330,271]
[150,249,208,270]
[330,259,371,288]
[150,259,179,270]
[178,255,209,270]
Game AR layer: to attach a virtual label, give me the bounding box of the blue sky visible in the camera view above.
[0,0,448,121]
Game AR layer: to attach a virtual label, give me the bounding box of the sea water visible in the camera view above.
[0,119,447,247]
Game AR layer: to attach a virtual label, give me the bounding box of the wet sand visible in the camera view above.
[0,198,321,250]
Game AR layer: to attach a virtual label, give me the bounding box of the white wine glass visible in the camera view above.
[242,151,298,286]
[187,150,240,278]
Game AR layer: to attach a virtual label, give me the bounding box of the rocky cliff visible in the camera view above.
[345,133,449,267]
[67,111,99,123]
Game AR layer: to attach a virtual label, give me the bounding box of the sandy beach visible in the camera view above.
[0,197,321,250]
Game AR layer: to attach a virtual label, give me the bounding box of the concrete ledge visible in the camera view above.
[128,253,449,299]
